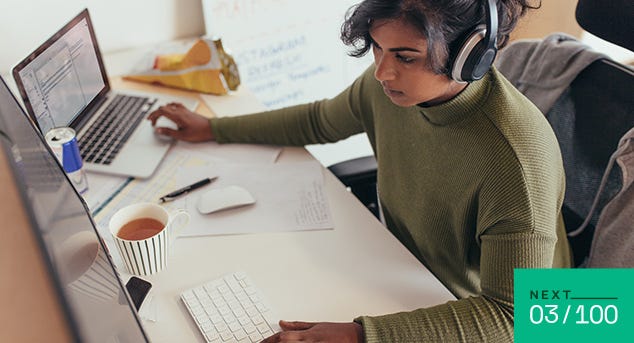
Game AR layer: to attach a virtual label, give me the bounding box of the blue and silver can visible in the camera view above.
[45,127,89,194]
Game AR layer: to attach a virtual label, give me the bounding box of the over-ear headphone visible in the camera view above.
[450,0,498,82]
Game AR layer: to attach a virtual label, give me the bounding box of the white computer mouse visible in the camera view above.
[197,186,256,214]
[153,116,179,140]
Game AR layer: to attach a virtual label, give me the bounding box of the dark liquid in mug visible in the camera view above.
[117,218,164,240]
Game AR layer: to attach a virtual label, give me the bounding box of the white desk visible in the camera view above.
[133,148,454,342]
[96,50,455,342]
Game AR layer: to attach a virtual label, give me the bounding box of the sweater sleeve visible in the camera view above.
[355,228,558,342]
[209,68,373,146]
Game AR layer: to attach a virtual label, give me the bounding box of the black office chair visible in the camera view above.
[328,0,634,266]
[555,0,634,266]
[575,0,633,52]
[545,58,633,266]
[328,155,378,218]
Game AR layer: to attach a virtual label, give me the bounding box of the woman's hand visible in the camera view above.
[147,102,215,142]
[261,320,364,343]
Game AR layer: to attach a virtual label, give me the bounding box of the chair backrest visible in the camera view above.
[575,0,634,52]
[571,0,634,267]
[584,127,634,267]
[548,58,634,265]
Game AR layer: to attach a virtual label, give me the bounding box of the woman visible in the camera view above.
[149,0,572,341]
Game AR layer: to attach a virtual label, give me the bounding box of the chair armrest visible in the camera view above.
[327,155,377,187]
[328,155,379,218]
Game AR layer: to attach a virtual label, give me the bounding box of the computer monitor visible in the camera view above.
[0,76,149,342]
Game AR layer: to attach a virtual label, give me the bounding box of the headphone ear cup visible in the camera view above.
[463,40,497,82]
[450,25,496,82]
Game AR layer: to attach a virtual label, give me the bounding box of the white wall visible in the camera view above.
[0,0,205,75]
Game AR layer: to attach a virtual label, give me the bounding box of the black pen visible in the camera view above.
[159,177,216,203]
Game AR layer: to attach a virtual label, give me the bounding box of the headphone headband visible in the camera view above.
[483,0,498,53]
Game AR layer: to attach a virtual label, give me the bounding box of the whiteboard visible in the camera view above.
[202,0,373,110]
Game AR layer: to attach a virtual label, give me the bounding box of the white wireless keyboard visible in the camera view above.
[181,272,279,343]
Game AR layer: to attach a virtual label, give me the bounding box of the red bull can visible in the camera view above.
[45,127,89,194]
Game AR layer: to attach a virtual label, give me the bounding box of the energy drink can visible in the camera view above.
[45,127,89,194]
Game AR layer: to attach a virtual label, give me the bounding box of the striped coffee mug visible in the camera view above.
[109,203,189,276]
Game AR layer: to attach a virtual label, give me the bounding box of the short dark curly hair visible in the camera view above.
[340,0,540,75]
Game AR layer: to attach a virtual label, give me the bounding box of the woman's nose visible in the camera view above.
[374,55,396,82]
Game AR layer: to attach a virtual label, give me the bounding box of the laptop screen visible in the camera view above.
[12,9,109,134]
[0,76,148,342]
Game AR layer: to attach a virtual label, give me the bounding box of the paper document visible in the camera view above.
[173,160,333,237]
[92,141,281,234]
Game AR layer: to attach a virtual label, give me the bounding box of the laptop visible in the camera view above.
[12,8,198,179]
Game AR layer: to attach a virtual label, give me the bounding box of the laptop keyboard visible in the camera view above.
[78,94,156,165]
[181,271,279,343]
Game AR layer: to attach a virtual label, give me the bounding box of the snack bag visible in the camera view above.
[124,38,240,95]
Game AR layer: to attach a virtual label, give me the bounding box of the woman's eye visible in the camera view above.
[396,54,415,63]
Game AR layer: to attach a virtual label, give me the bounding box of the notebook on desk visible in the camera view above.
[12,8,198,179]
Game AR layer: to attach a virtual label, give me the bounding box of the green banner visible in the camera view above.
[514,269,633,342]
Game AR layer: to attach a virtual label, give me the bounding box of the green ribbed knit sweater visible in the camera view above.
[210,66,572,342]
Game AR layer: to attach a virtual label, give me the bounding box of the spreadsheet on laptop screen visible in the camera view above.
[16,17,104,134]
